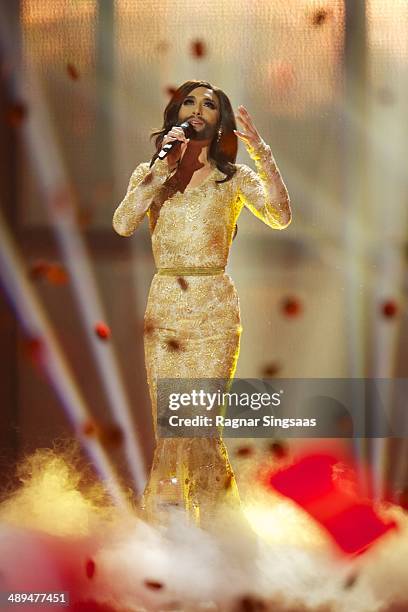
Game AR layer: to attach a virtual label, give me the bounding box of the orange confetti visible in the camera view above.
[95,322,111,340]
[46,263,69,286]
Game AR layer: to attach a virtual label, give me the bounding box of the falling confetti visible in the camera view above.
[166,338,182,351]
[23,336,45,368]
[381,299,398,319]
[235,446,254,459]
[268,441,289,460]
[190,39,207,59]
[85,558,96,579]
[165,85,177,98]
[144,580,164,590]
[29,259,50,281]
[82,420,98,437]
[95,322,111,340]
[177,277,189,291]
[281,296,302,317]
[5,102,28,127]
[99,424,124,450]
[261,362,281,377]
[311,9,331,27]
[45,263,69,286]
[66,63,80,81]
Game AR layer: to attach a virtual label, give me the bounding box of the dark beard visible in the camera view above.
[189,122,217,142]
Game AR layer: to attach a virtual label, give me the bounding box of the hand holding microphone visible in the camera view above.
[158,121,194,169]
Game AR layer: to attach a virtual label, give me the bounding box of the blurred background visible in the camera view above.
[0,1,407,504]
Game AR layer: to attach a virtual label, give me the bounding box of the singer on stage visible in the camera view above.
[112,80,292,525]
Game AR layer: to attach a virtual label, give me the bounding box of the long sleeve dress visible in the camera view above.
[112,140,291,526]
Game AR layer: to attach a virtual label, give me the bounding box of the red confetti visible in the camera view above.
[268,454,397,554]
[23,337,45,368]
[85,558,96,579]
[76,209,93,229]
[177,277,189,291]
[238,595,267,611]
[235,446,254,458]
[381,299,398,318]
[281,296,302,317]
[5,102,28,127]
[95,322,111,340]
[398,488,408,511]
[165,85,177,98]
[99,423,124,449]
[66,63,80,80]
[46,263,69,286]
[82,420,98,437]
[144,579,164,590]
[166,338,182,351]
[190,39,207,59]
[261,362,281,377]
[311,9,331,26]
[29,259,50,280]
[268,441,288,460]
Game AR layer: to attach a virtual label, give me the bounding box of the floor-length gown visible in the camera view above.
[113,139,291,525]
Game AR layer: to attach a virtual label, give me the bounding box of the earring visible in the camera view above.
[217,126,222,143]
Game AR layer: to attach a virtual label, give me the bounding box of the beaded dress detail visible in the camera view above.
[113,140,291,525]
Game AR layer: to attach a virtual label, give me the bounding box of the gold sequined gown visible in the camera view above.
[113,140,291,525]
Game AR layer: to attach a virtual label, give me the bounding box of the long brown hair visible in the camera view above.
[149,80,238,184]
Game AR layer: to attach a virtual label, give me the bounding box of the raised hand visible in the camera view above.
[234,105,263,149]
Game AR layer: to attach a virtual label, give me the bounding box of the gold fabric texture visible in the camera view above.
[112,140,291,525]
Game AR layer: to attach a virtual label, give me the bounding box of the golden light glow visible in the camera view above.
[243,493,331,549]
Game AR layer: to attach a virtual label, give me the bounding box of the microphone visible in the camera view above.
[157,121,194,160]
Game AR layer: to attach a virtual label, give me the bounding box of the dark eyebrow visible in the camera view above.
[184,94,217,106]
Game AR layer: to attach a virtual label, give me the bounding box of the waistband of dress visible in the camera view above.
[156,266,226,276]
